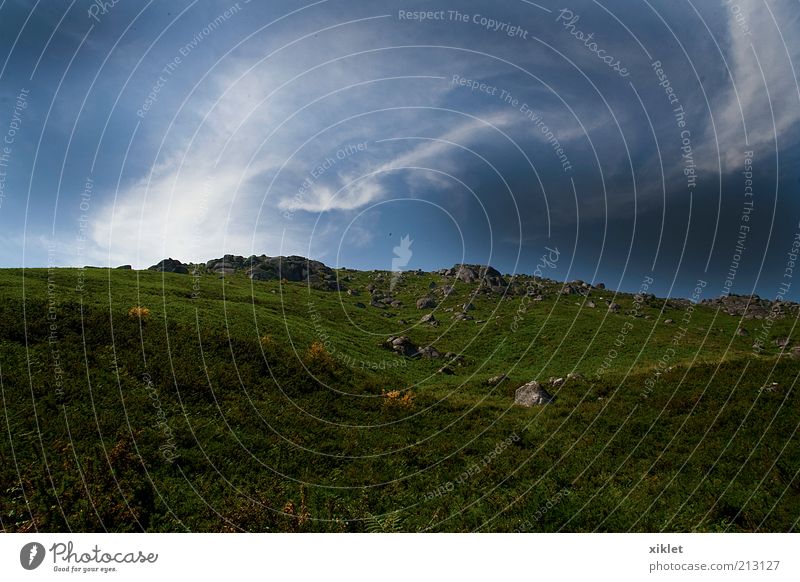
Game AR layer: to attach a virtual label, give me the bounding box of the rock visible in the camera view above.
[596,283,605,290]
[549,377,565,388]
[148,258,189,274]
[420,313,437,325]
[774,337,791,348]
[384,336,418,357]
[486,374,508,386]
[514,381,554,407]
[370,300,385,309]
[447,264,507,288]
[417,345,441,359]
[664,319,674,325]
[347,288,359,296]
[355,302,366,309]
[700,293,798,320]
[390,300,403,308]
[462,302,475,311]
[736,327,748,336]
[791,346,800,359]
[438,366,455,375]
[416,296,437,309]
[567,372,583,380]
[608,302,621,313]
[453,312,473,321]
[586,301,596,308]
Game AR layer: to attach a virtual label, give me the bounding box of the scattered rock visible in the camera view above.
[486,374,508,386]
[416,296,437,309]
[701,293,798,320]
[384,336,418,358]
[420,313,438,326]
[514,381,554,407]
[417,345,441,359]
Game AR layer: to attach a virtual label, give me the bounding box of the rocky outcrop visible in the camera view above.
[700,294,799,319]
[202,254,340,289]
[442,264,507,289]
[148,258,189,274]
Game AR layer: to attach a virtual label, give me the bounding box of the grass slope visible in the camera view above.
[0,266,798,532]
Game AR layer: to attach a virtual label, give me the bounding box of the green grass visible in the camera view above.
[0,266,798,532]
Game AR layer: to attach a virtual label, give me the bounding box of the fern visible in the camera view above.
[365,511,402,533]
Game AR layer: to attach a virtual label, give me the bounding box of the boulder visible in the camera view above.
[148,258,189,274]
[417,345,441,359]
[416,296,437,309]
[384,336,418,358]
[446,264,507,288]
[514,381,554,406]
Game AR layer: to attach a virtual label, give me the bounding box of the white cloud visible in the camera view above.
[707,0,800,170]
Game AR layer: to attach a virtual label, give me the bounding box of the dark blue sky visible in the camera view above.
[1,0,799,299]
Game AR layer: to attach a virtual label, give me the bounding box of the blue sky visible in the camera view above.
[1,0,799,299]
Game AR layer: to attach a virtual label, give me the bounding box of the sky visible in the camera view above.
[0,0,799,300]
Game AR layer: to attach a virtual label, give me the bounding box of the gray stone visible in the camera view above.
[514,381,554,406]
[416,296,437,309]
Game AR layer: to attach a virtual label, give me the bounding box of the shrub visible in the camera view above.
[128,306,151,320]
[384,389,414,408]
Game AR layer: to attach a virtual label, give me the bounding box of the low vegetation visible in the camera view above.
[0,264,797,532]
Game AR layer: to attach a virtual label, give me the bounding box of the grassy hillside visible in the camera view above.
[1,265,798,532]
